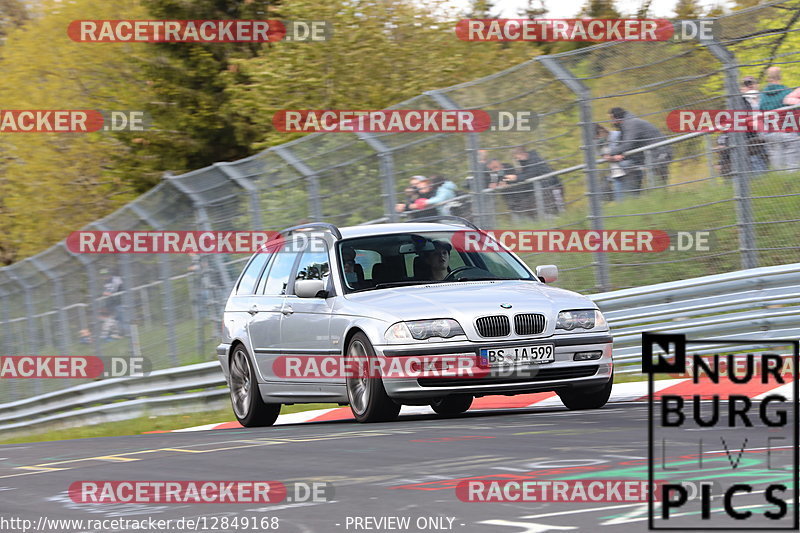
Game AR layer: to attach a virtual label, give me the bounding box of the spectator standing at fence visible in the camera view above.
[100,268,124,329]
[715,133,733,178]
[409,175,457,215]
[738,76,770,173]
[595,125,624,202]
[605,107,670,195]
[513,146,563,216]
[759,66,799,171]
[741,76,760,109]
[485,158,524,218]
[98,308,122,342]
[486,158,517,188]
[395,175,428,214]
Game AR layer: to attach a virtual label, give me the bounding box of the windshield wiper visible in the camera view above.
[349,280,434,293]
[374,281,435,289]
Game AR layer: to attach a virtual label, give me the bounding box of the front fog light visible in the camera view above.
[574,351,603,361]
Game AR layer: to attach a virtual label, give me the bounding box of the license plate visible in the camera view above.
[479,345,555,367]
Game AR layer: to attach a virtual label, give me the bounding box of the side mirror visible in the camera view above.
[535,265,558,283]
[295,279,327,298]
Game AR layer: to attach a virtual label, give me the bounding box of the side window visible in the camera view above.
[295,241,330,283]
[262,250,298,295]
[236,253,269,295]
[255,251,277,294]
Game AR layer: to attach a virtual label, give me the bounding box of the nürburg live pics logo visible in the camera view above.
[644,333,798,530]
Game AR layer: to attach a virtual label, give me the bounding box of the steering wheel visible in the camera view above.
[442,266,474,281]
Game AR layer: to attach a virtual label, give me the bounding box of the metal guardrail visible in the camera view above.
[1,262,798,432]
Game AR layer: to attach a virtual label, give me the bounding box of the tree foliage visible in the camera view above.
[0,0,151,262]
[226,0,536,150]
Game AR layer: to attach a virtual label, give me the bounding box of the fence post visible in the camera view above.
[356,131,398,222]
[425,90,494,228]
[30,257,70,355]
[214,162,264,231]
[5,268,41,361]
[274,145,323,221]
[707,41,758,270]
[128,201,179,366]
[538,56,609,291]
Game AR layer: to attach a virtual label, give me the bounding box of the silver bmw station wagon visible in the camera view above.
[217,218,613,426]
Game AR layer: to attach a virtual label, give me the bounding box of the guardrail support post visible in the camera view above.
[707,41,758,270]
[539,57,610,291]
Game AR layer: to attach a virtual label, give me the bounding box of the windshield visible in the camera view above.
[337,231,535,293]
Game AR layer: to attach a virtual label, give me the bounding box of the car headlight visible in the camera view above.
[556,309,607,331]
[385,319,465,342]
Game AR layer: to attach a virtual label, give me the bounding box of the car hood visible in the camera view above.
[344,280,596,323]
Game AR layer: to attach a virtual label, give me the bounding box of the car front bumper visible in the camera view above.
[373,334,613,399]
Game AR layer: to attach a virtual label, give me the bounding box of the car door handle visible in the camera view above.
[248,305,259,316]
[281,305,294,316]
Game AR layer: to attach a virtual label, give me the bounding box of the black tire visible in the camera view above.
[345,332,401,423]
[557,376,613,410]
[430,395,473,416]
[229,344,281,427]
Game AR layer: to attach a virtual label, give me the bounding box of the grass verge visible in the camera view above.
[0,403,338,445]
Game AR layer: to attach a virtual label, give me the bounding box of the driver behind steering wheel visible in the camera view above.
[417,240,452,281]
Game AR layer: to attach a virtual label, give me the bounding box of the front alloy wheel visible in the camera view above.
[345,332,401,423]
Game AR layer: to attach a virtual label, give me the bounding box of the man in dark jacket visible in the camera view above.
[759,67,799,170]
[513,146,562,216]
[605,108,671,195]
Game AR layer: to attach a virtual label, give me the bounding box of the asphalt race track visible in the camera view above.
[0,402,795,533]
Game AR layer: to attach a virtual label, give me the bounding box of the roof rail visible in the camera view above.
[402,215,480,231]
[280,222,342,240]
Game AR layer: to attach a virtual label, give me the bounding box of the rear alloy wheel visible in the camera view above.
[345,332,401,423]
[229,345,281,427]
[430,395,473,416]
[557,376,613,410]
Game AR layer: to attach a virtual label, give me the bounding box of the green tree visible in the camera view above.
[0,0,151,261]
[0,0,27,42]
[113,0,282,192]
[468,0,497,18]
[674,0,702,18]
[579,0,622,18]
[226,0,536,150]
[519,0,547,18]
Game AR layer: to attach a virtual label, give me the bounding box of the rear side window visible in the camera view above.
[262,250,297,295]
[236,253,269,295]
